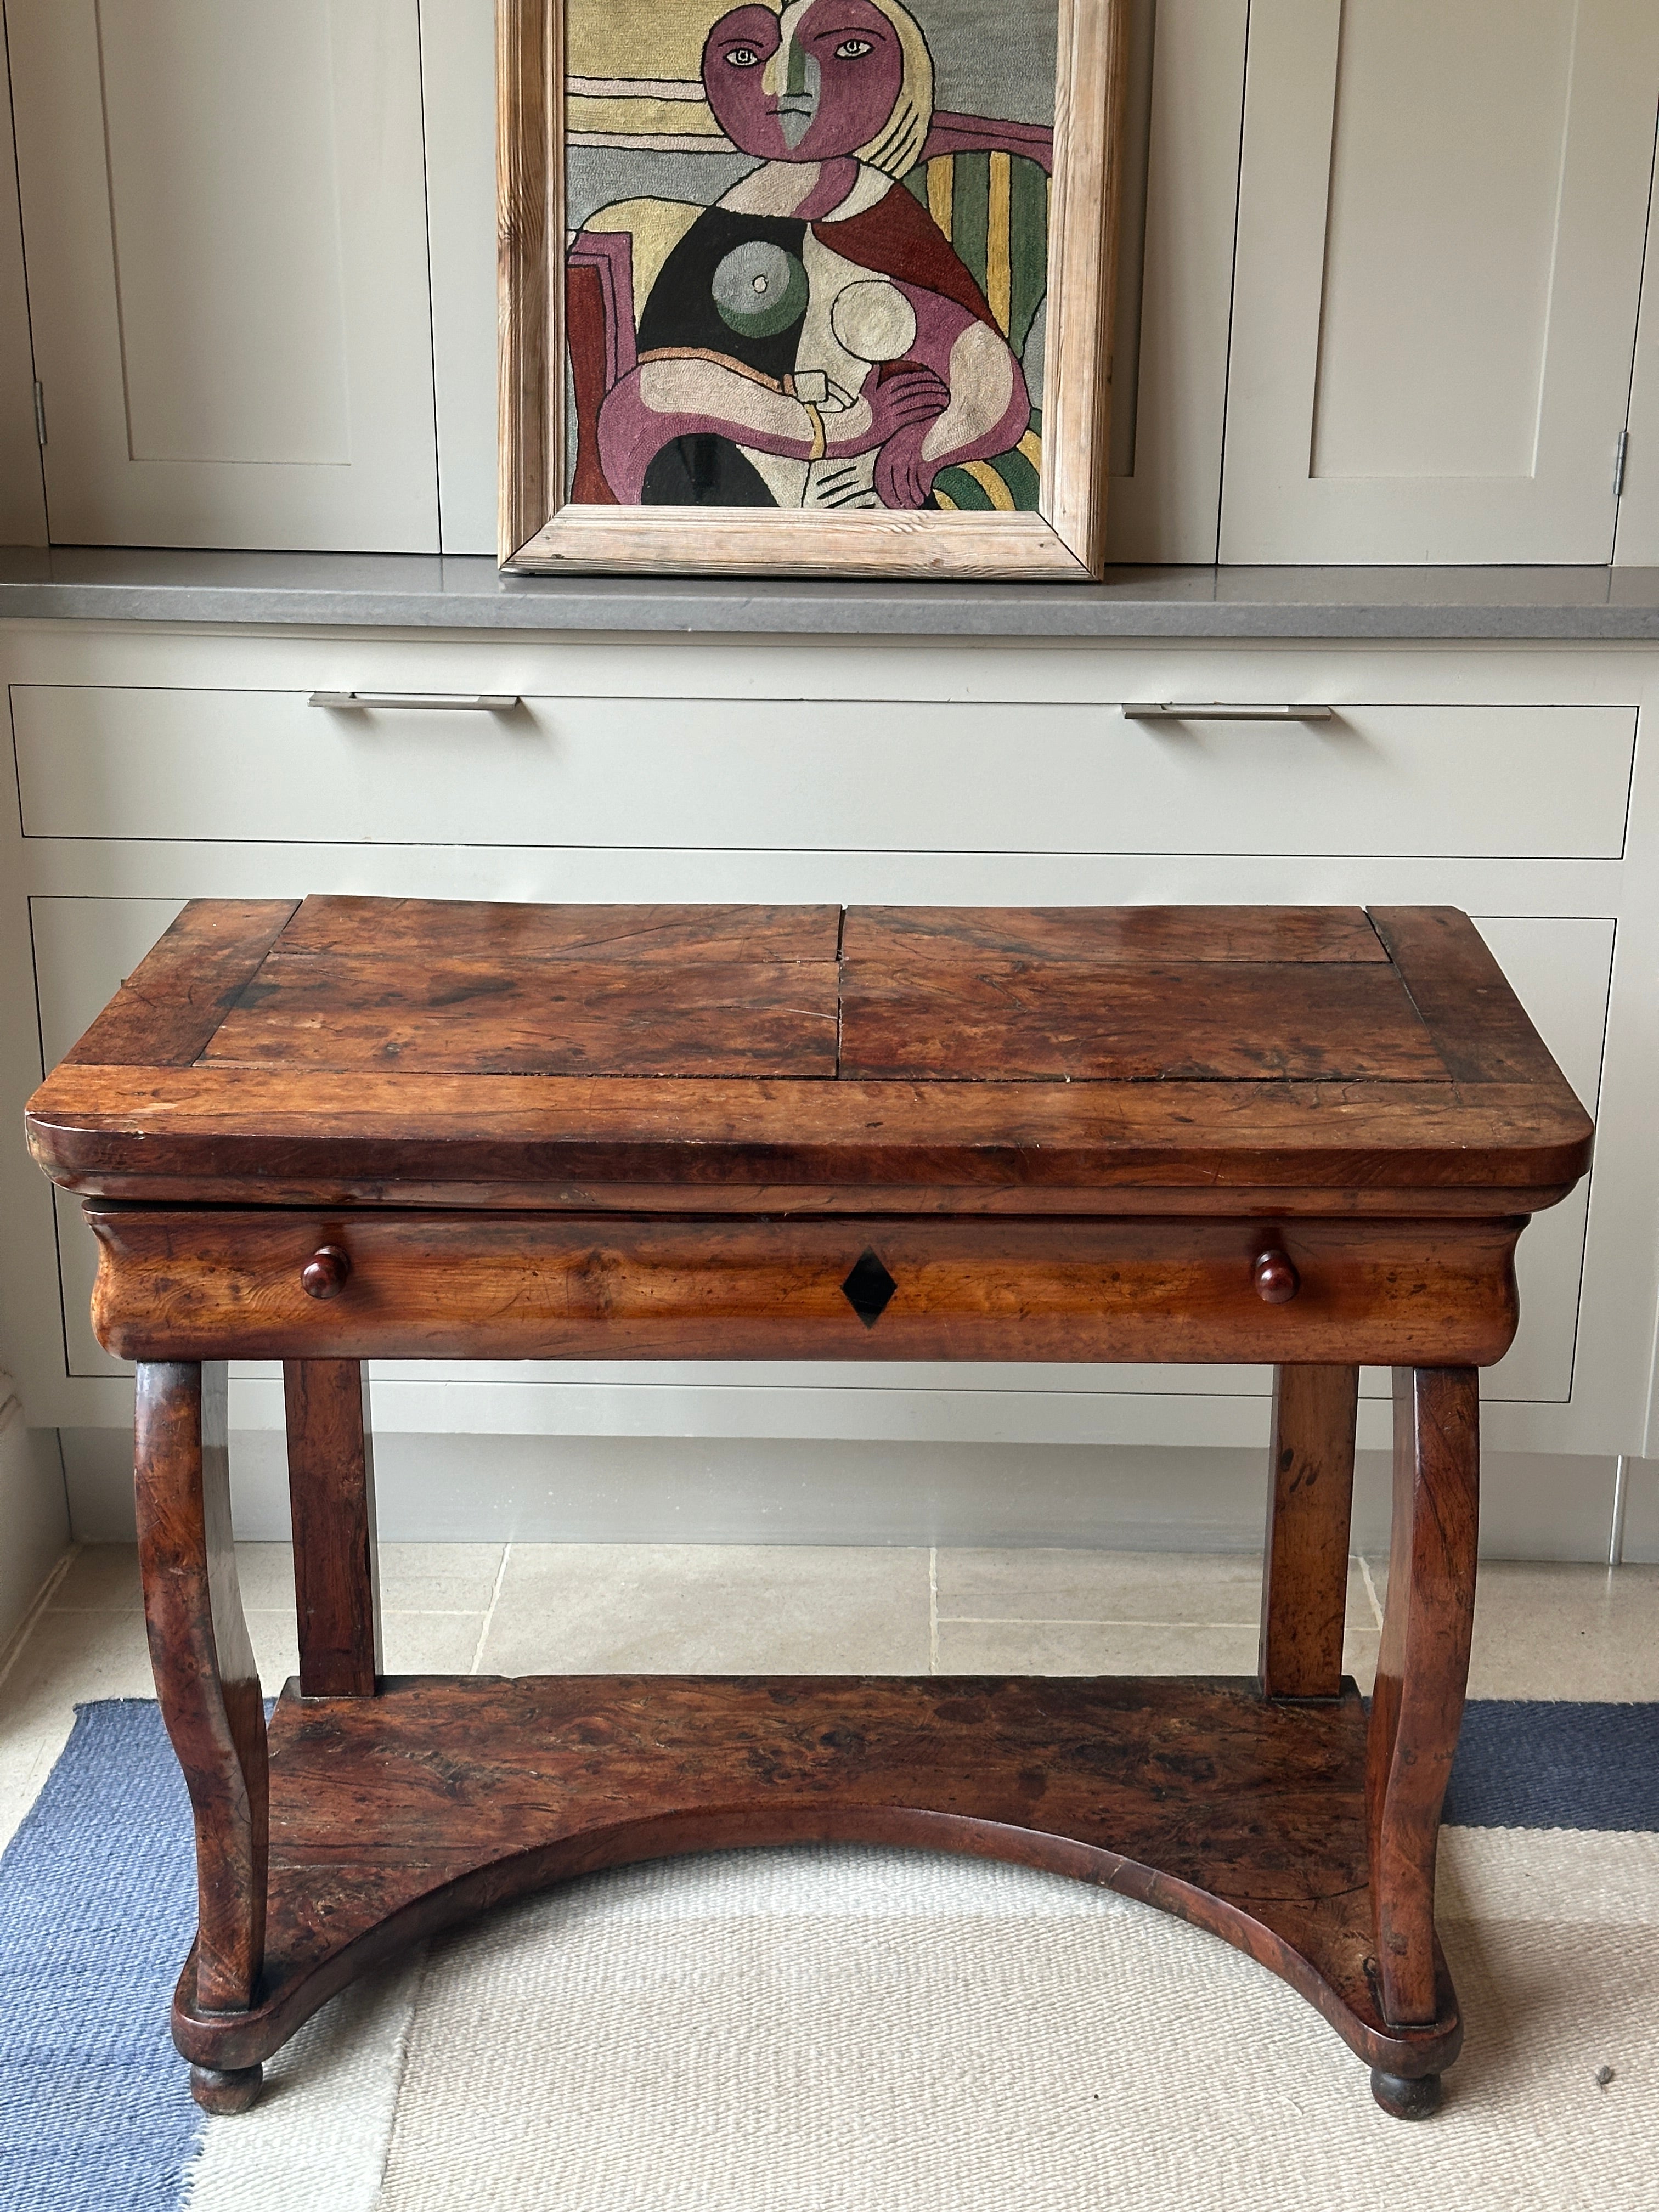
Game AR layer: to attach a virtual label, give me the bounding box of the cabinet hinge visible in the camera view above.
[32,381,46,449]
[1613,427,1629,500]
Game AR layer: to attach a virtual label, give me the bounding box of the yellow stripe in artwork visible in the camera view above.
[1017,430,1042,471]
[926,157,953,239]
[933,490,960,511]
[986,151,1012,333]
[961,460,1015,511]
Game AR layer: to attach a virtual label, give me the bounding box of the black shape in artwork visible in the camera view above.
[636,207,811,382]
[842,1249,898,1328]
[641,435,780,506]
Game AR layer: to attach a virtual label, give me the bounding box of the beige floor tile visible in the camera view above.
[247,1610,302,1691]
[246,1609,488,1689]
[231,1544,297,1611]
[937,1548,1377,1630]
[234,1541,505,1616]
[48,1543,143,1612]
[1363,1557,1659,1699]
[0,1608,156,1730]
[479,1544,930,1675]
[1343,1629,1380,1696]
[376,1544,506,1613]
[935,1618,1262,1675]
[382,1612,488,1674]
[1462,1562,1659,1700]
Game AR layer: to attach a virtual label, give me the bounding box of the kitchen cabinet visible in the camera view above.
[4,0,440,551]
[1221,0,1659,564]
[0,47,45,547]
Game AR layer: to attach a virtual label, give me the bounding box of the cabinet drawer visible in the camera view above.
[12,686,1635,859]
[87,1209,1523,1369]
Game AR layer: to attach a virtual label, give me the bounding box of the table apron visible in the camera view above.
[86,1209,1525,1367]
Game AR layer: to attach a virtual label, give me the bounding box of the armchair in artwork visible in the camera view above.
[566,103,1052,516]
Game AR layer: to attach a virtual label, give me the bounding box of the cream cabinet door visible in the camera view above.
[1103,0,1248,564]
[1221,0,1659,564]
[0,29,45,545]
[5,0,439,551]
[1615,148,1659,564]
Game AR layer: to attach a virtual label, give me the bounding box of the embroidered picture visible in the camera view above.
[564,0,1056,515]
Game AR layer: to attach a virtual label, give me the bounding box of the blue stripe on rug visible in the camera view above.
[1444,1700,1659,1830]
[0,1702,200,2212]
[1,1697,1655,2208]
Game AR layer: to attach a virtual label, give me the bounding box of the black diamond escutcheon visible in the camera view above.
[842,1249,898,1328]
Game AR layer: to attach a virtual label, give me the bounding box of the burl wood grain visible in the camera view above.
[135,1362,267,2013]
[284,1361,380,1698]
[87,1210,1525,1369]
[169,1672,1458,2084]
[1368,1368,1480,2026]
[1260,1365,1360,1700]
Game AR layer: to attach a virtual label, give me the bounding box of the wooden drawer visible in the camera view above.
[11,684,1635,860]
[86,1209,1523,1368]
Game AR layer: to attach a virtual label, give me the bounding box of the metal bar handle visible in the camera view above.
[1122,703,1334,721]
[309,691,521,712]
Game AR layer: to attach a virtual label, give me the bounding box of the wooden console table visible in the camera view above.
[25,900,1592,2122]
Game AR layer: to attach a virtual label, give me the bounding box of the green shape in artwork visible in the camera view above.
[711,241,811,338]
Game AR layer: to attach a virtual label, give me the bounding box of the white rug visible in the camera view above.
[181,1832,1659,2212]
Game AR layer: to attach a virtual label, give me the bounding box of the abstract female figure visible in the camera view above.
[583,0,1031,510]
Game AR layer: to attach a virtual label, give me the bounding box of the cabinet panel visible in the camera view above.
[1102,0,1247,563]
[5,0,439,550]
[33,895,1608,1415]
[0,26,46,546]
[13,688,1636,861]
[417,0,498,557]
[1615,143,1659,566]
[1222,0,1659,562]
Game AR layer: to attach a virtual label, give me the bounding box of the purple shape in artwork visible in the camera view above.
[923,110,1054,174]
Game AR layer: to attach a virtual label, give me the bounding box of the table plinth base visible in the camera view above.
[170,1673,1460,2089]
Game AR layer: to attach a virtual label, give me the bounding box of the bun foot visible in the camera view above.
[1370,2068,1441,2120]
[190,2062,263,2114]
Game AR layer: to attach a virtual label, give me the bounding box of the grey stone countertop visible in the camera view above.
[7,546,1659,639]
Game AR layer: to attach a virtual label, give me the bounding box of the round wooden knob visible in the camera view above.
[301,1246,351,1301]
[1252,1249,1299,1305]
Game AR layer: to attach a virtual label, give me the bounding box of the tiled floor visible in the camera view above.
[2,1542,1656,1853]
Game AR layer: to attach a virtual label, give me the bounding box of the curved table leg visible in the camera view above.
[135,1361,268,2112]
[1365,1365,1479,2117]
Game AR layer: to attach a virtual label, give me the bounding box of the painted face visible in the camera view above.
[702,0,905,162]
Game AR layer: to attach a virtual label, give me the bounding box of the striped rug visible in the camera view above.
[2,1700,1656,2211]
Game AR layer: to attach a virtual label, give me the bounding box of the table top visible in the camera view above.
[25,899,1594,1216]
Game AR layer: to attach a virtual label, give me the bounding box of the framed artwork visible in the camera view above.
[498,0,1127,577]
